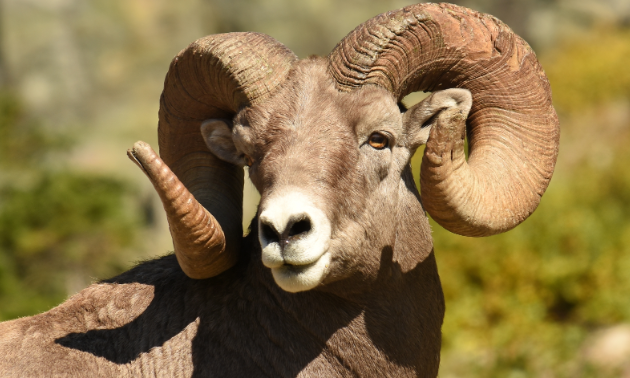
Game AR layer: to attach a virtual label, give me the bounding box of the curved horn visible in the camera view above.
[128,142,231,278]
[145,33,296,278]
[328,3,559,236]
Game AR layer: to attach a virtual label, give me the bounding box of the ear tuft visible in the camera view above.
[200,119,247,167]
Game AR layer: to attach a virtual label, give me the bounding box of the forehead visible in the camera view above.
[246,58,401,137]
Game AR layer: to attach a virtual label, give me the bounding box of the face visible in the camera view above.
[201,58,472,293]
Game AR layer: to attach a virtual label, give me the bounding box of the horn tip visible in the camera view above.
[127,140,154,176]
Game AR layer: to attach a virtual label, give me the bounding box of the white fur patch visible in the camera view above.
[271,253,331,293]
[258,190,332,292]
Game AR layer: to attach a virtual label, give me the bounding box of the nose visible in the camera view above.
[257,190,332,292]
[258,190,331,270]
[260,216,313,250]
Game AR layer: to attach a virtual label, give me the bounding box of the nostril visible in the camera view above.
[261,222,280,244]
[287,218,312,239]
[259,214,313,249]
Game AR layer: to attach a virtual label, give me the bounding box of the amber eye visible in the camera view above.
[244,155,254,167]
[368,132,389,149]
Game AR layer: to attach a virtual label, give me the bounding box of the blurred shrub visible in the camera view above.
[0,91,64,169]
[0,91,141,320]
[432,146,630,377]
[543,27,630,115]
[406,27,630,377]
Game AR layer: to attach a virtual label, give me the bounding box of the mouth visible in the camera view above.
[270,252,331,293]
[281,259,319,272]
[257,189,333,292]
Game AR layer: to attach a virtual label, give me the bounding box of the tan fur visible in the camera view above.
[0,59,452,377]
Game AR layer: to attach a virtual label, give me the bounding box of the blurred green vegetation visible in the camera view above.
[2,0,630,376]
[543,27,630,114]
[0,91,141,320]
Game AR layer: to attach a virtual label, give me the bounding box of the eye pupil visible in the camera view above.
[368,132,388,149]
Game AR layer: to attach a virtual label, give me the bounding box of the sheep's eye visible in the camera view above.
[368,132,389,149]
[244,155,254,167]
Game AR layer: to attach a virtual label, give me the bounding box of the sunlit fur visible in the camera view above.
[237,58,435,294]
[0,58,476,377]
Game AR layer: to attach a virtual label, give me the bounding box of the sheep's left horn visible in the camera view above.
[328,3,559,236]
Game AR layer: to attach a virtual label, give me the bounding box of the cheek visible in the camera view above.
[376,159,390,182]
[353,150,403,236]
[359,147,393,187]
[333,150,398,235]
[323,176,401,286]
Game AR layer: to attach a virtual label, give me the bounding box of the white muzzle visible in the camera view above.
[258,190,332,292]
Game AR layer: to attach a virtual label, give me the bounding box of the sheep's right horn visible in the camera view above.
[128,141,230,278]
[151,33,297,278]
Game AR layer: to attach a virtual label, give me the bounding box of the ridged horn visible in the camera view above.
[143,33,296,278]
[128,142,231,278]
[328,3,559,236]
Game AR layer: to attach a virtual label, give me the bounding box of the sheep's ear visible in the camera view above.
[201,119,247,167]
[403,88,472,150]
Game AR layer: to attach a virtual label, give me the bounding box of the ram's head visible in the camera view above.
[129,4,559,293]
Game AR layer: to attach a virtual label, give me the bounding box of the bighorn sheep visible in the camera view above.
[0,3,559,377]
